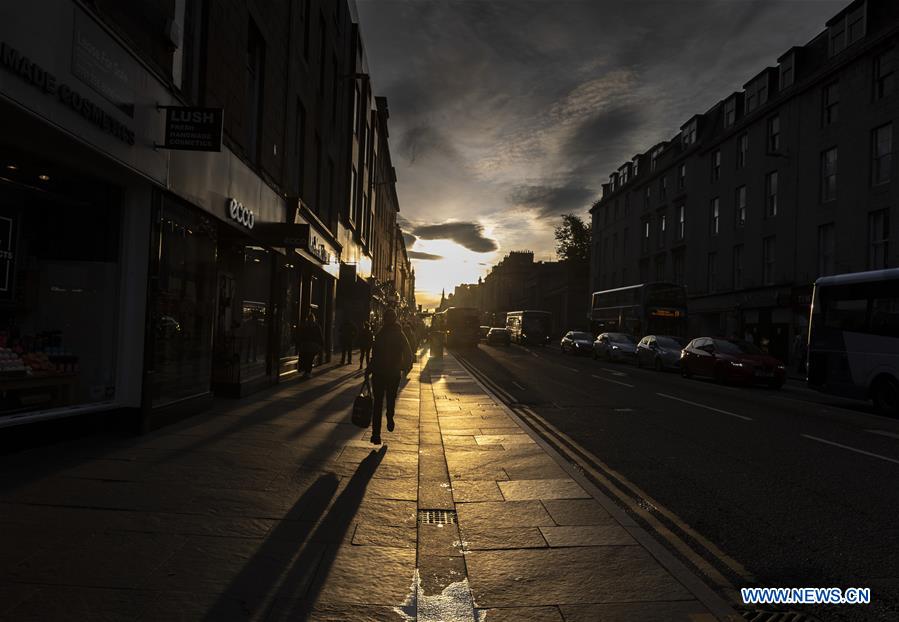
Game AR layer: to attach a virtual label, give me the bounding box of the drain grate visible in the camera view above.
[418,509,457,525]
[742,610,821,622]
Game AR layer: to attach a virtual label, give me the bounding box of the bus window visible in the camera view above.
[871,297,899,337]
[823,298,867,332]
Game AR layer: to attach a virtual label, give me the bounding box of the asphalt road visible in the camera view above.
[454,341,899,622]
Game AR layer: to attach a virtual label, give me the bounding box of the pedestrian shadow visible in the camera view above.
[202,447,387,621]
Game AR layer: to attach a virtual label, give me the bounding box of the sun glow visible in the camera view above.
[410,239,497,308]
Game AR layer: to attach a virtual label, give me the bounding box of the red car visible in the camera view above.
[681,337,786,388]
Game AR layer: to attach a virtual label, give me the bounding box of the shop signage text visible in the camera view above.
[227,198,255,230]
[162,106,223,152]
[0,41,135,145]
[308,233,330,265]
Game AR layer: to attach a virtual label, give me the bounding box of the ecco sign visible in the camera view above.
[227,198,255,230]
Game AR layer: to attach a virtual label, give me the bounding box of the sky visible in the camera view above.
[355,0,847,308]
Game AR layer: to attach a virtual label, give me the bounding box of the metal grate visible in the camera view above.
[742,610,821,622]
[418,509,457,525]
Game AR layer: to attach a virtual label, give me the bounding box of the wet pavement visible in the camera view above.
[0,351,738,621]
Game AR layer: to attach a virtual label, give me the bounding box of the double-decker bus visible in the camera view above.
[505,310,552,346]
[434,306,480,348]
[590,282,688,338]
[807,268,899,415]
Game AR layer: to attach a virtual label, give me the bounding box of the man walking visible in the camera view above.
[358,320,374,370]
[296,312,324,379]
[339,317,357,365]
[365,308,412,445]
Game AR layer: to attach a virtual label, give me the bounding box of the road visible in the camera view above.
[454,342,899,622]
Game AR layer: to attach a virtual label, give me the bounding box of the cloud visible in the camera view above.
[403,231,418,247]
[408,250,444,261]
[508,184,595,218]
[398,125,462,165]
[413,221,499,253]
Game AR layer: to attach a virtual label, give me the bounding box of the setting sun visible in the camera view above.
[409,238,498,308]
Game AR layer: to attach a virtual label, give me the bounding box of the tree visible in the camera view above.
[554,213,592,262]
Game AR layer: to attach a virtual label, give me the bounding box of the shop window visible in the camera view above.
[0,175,122,416]
[151,198,217,406]
[214,239,273,386]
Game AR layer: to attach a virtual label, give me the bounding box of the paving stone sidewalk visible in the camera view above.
[0,351,738,621]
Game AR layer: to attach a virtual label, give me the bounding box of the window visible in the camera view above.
[639,259,649,283]
[295,100,307,198]
[710,197,719,235]
[736,186,746,227]
[874,49,895,99]
[733,245,744,289]
[642,219,650,253]
[644,186,651,208]
[724,98,736,127]
[873,123,892,185]
[768,115,780,152]
[676,204,685,241]
[765,171,778,217]
[673,250,685,284]
[246,19,265,165]
[821,147,838,202]
[682,121,697,147]
[624,193,630,215]
[745,89,756,113]
[829,18,846,56]
[651,147,663,171]
[318,15,327,96]
[303,0,311,60]
[707,253,718,292]
[660,176,667,200]
[623,227,629,258]
[738,133,748,169]
[314,134,322,215]
[613,200,619,221]
[655,254,666,281]
[678,163,686,190]
[353,83,361,134]
[818,223,835,276]
[658,213,667,248]
[633,158,640,178]
[612,233,619,262]
[780,55,794,90]
[711,150,721,181]
[763,236,776,285]
[822,82,839,126]
[869,209,889,269]
[349,166,357,224]
[331,53,339,125]
[848,5,866,44]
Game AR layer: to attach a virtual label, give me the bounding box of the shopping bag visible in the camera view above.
[352,379,373,428]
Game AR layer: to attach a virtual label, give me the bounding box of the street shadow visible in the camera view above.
[202,447,387,621]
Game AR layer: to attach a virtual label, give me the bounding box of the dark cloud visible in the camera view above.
[398,125,461,165]
[402,231,418,248]
[508,184,595,218]
[408,250,443,261]
[413,221,499,253]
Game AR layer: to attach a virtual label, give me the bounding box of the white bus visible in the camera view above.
[505,310,552,346]
[807,268,899,415]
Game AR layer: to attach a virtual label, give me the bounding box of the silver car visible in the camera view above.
[592,332,637,362]
[635,335,688,370]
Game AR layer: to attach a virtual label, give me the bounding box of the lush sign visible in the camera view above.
[162,106,223,152]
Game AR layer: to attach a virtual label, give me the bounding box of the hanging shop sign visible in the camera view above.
[0,209,17,301]
[0,41,135,145]
[160,106,224,152]
[226,198,255,230]
[307,232,331,265]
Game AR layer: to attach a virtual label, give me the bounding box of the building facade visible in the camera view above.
[591,0,898,363]
[0,0,412,430]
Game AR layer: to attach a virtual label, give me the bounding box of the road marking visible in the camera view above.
[590,374,635,388]
[512,381,526,391]
[613,408,634,412]
[656,393,753,421]
[865,429,899,440]
[515,404,755,589]
[802,434,899,465]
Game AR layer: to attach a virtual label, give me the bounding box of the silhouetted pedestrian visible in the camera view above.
[339,318,357,365]
[297,312,324,379]
[365,308,412,445]
[358,321,374,369]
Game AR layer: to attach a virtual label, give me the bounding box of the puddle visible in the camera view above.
[395,568,477,622]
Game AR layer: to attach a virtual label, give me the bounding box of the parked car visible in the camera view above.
[593,332,637,362]
[479,325,492,341]
[681,337,786,388]
[486,327,511,346]
[561,331,594,355]
[636,335,687,370]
